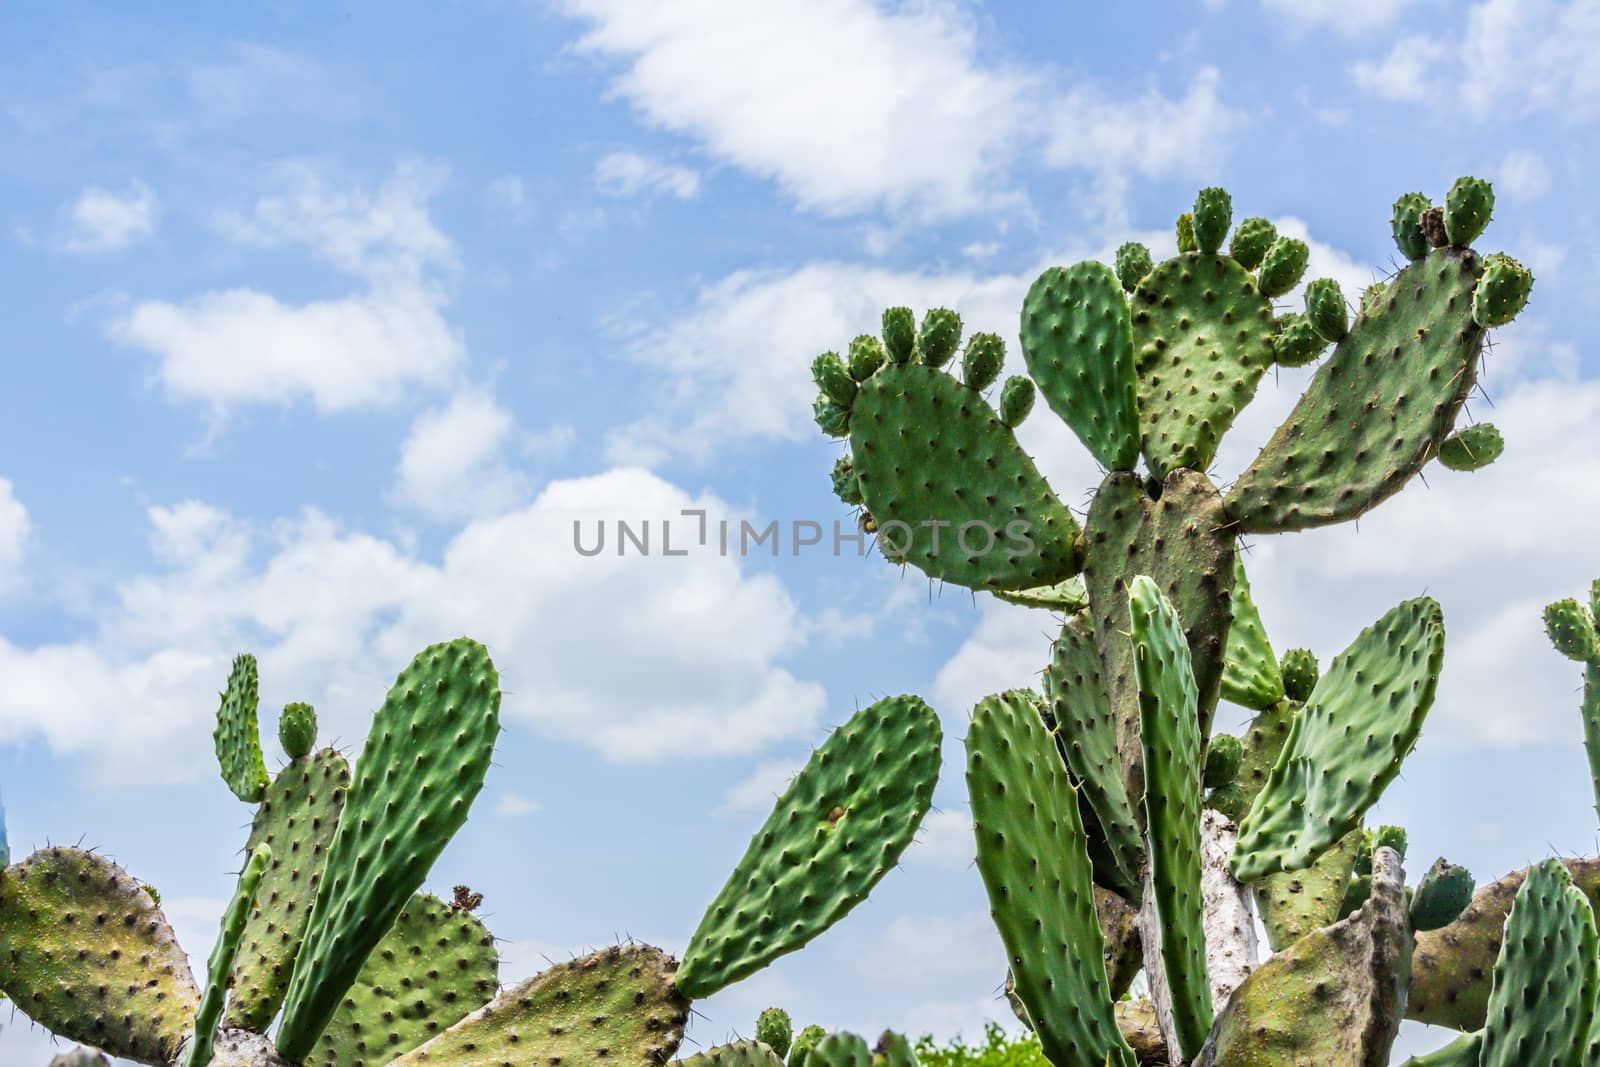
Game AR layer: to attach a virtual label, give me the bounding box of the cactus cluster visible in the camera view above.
[809,179,1574,1065]
[1,637,943,1066]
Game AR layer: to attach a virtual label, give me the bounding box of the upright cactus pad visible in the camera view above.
[1129,577,1213,1059]
[1219,555,1284,712]
[848,363,1081,591]
[388,944,688,1067]
[967,690,1135,1067]
[181,844,272,1067]
[0,847,198,1064]
[1402,1032,1484,1067]
[756,1008,794,1058]
[275,638,501,1061]
[224,748,350,1031]
[1410,858,1476,933]
[1229,217,1276,270]
[1044,612,1142,901]
[1226,248,1489,533]
[1201,848,1410,1067]
[278,702,317,760]
[1253,828,1363,952]
[1444,176,1494,248]
[790,1025,827,1067]
[1480,859,1598,1067]
[1130,252,1276,479]
[1472,253,1534,328]
[215,653,270,804]
[1232,598,1444,881]
[306,892,499,1067]
[1020,261,1140,470]
[807,1034,872,1067]
[676,695,941,999]
[681,1042,787,1067]
[1392,193,1434,261]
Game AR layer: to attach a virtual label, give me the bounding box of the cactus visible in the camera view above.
[215,653,270,804]
[1410,857,1476,933]
[181,844,272,1067]
[681,1042,787,1067]
[757,1008,794,1059]
[790,1025,828,1067]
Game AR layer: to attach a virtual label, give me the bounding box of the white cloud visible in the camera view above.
[718,758,802,814]
[1349,36,1446,101]
[1498,149,1552,200]
[393,387,528,522]
[1261,0,1419,32]
[496,793,543,817]
[904,808,974,869]
[0,469,825,780]
[594,151,701,199]
[932,599,1054,721]
[112,162,462,414]
[0,478,28,591]
[556,1,1239,219]
[63,180,158,254]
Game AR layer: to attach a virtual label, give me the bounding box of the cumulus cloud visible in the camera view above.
[718,758,803,814]
[111,161,462,414]
[392,387,528,522]
[0,469,826,780]
[62,180,158,254]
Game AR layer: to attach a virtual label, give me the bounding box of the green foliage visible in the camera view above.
[911,1024,1048,1067]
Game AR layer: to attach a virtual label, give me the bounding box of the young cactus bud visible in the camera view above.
[1444,176,1494,247]
[1360,280,1389,315]
[1273,314,1327,368]
[811,351,856,407]
[278,702,317,760]
[917,308,962,368]
[1176,212,1198,253]
[1390,192,1433,261]
[1471,252,1534,328]
[757,1008,794,1058]
[789,1025,827,1067]
[1279,647,1319,702]
[1114,241,1153,292]
[1256,237,1310,298]
[1192,187,1232,254]
[848,334,887,379]
[1372,824,1408,860]
[1207,782,1249,821]
[1544,598,1600,662]
[881,307,916,365]
[1436,423,1504,471]
[1409,858,1475,932]
[1304,277,1348,342]
[1229,217,1277,270]
[961,332,1004,391]
[1202,733,1244,790]
[830,454,863,507]
[813,395,849,439]
[998,375,1035,428]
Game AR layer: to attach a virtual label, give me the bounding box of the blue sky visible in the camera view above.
[1,1,1598,1063]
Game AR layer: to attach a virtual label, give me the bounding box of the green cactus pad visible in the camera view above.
[1545,599,1599,662]
[1410,859,1600,1031]
[1480,859,1598,1067]
[1410,858,1476,932]
[1253,828,1363,952]
[1130,253,1277,479]
[1020,261,1140,471]
[1176,213,1197,254]
[881,307,915,365]
[1304,278,1348,342]
[677,694,940,998]
[1255,237,1310,299]
[277,702,317,760]
[847,363,1080,592]
[1043,612,1142,901]
[998,375,1035,427]
[871,1030,917,1067]
[1361,281,1389,315]
[1437,422,1504,471]
[808,1034,871,1067]
[1206,847,1410,1067]
[275,638,501,1061]
[1392,193,1434,261]
[916,309,961,368]
[306,892,499,1067]
[790,1025,827,1067]
[182,844,271,1067]
[1232,598,1444,882]
[1202,733,1243,789]
[215,653,270,804]
[1219,555,1284,712]
[1472,252,1534,328]
[813,395,850,438]
[757,1008,794,1058]
[1114,242,1153,293]
[960,332,1004,391]
[1402,1031,1484,1067]
[681,1041,787,1067]
[1192,187,1232,255]
[1444,176,1494,248]
[1129,577,1214,1058]
[0,846,199,1065]
[388,944,688,1067]
[830,455,864,507]
[966,690,1136,1067]
[223,748,350,1031]
[1271,313,1327,368]
[1082,470,1237,811]
[1225,247,1486,534]
[1229,217,1277,271]
[991,575,1088,613]
[812,352,857,407]
[849,335,887,379]
[1278,649,1318,703]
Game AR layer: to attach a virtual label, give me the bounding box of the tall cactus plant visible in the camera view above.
[812,179,1561,1064]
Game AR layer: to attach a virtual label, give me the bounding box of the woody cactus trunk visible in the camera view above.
[812,179,1596,1065]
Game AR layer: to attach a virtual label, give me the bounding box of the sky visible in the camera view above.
[1,1,1598,1063]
